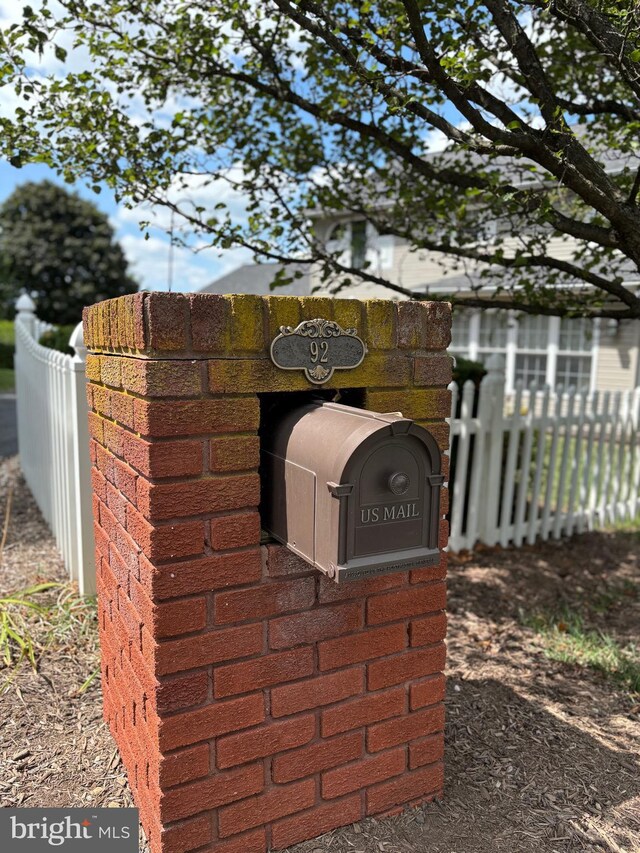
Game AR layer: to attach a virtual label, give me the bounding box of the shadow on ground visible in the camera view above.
[284,673,639,853]
[0,395,17,458]
[1,463,638,852]
[286,533,640,852]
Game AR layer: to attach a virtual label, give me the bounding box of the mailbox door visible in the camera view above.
[352,440,426,557]
[335,425,442,581]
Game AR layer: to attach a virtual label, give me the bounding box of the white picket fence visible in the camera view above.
[11,296,640,585]
[448,354,640,552]
[13,294,95,595]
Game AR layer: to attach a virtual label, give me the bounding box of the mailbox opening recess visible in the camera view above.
[259,389,444,583]
[258,387,365,539]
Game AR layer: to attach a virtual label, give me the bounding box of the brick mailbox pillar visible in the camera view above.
[83,292,451,853]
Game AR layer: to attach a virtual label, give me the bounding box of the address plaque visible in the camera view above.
[270,318,367,385]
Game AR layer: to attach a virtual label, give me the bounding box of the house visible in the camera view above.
[200,261,310,297]
[308,171,640,395]
[201,143,640,394]
[202,245,640,393]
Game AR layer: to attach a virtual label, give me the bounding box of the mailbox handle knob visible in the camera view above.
[388,472,410,495]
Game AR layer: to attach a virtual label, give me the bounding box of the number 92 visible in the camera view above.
[309,340,329,363]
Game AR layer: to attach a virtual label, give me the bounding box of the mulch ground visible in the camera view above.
[0,456,638,852]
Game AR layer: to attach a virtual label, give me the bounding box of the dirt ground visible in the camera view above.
[0,456,638,853]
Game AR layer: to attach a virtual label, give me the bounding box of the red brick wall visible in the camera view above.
[85,292,450,853]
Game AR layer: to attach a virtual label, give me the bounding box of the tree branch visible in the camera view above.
[544,0,640,100]
[400,0,525,139]
[281,0,524,149]
[448,291,633,318]
[483,0,560,125]
[555,96,640,123]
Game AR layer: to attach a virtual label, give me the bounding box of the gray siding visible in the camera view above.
[596,320,640,392]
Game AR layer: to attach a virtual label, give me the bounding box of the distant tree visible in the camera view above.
[0,180,137,323]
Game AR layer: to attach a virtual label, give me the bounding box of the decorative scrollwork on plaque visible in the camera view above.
[270,318,367,385]
[279,318,358,339]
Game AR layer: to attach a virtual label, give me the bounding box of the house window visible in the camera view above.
[450,309,472,357]
[327,223,347,245]
[514,315,549,387]
[559,317,591,351]
[437,308,596,392]
[511,315,594,391]
[557,318,592,391]
[326,222,349,265]
[477,311,509,362]
[479,312,509,349]
[517,314,548,350]
[325,220,393,271]
[351,221,367,269]
[556,354,592,390]
[515,352,548,386]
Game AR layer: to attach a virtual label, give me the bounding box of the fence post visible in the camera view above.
[15,292,36,336]
[69,322,96,596]
[477,354,506,545]
[14,293,37,482]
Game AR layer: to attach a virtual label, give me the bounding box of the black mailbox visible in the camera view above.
[262,401,444,582]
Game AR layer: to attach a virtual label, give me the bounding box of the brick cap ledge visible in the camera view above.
[83,291,451,359]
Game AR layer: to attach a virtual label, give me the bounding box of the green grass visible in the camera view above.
[0,581,98,693]
[0,368,15,392]
[590,580,637,614]
[609,514,640,535]
[0,320,14,346]
[522,607,640,696]
[0,582,62,672]
[0,321,15,382]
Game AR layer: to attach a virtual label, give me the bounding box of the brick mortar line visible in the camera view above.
[86,348,420,360]
[96,483,261,528]
[91,420,260,445]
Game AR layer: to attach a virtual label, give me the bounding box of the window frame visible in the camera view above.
[450,309,599,393]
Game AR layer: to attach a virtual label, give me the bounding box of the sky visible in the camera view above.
[0,1,494,298]
[0,158,254,294]
[0,1,253,295]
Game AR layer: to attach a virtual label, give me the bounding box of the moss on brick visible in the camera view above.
[85,354,102,382]
[84,292,450,359]
[424,302,452,351]
[100,355,123,389]
[189,293,231,353]
[413,354,453,387]
[229,294,264,353]
[299,296,334,322]
[121,359,202,398]
[364,300,397,350]
[266,296,301,342]
[209,359,316,395]
[333,299,363,333]
[145,293,190,351]
[365,388,451,420]
[397,301,428,350]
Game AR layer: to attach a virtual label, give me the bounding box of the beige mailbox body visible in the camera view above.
[261,401,444,582]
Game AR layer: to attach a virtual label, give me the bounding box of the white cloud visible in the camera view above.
[112,167,251,234]
[109,165,255,292]
[119,231,251,293]
[424,128,450,153]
